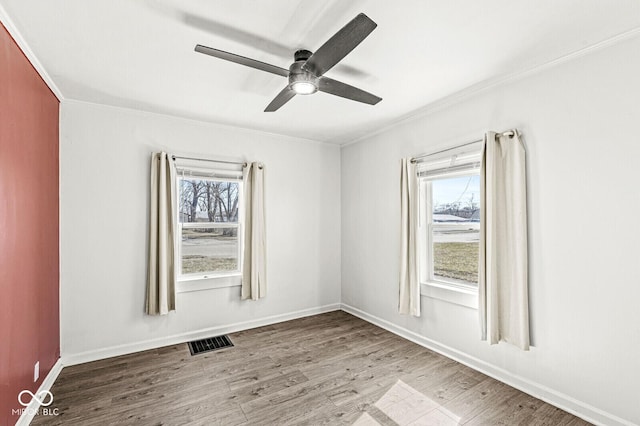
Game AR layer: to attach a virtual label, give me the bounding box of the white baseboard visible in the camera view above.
[62,303,341,366]
[15,358,63,426]
[340,303,635,426]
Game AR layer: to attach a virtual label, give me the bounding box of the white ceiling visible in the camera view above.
[2,0,639,144]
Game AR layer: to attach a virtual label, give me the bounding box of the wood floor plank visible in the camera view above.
[440,376,520,423]
[31,312,592,425]
[529,402,583,425]
[463,391,545,425]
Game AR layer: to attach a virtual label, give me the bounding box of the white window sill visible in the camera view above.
[177,273,241,293]
[421,281,478,309]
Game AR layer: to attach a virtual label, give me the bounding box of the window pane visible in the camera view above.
[433,224,479,284]
[431,175,480,285]
[181,227,238,274]
[431,175,480,220]
[179,179,240,223]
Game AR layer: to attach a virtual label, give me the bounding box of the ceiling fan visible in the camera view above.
[195,13,382,112]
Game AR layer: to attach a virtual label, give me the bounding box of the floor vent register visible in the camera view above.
[188,335,234,355]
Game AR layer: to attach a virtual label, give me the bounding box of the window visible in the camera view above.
[175,163,243,286]
[422,175,480,286]
[418,143,482,307]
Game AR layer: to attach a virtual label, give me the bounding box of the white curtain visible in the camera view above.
[479,131,530,350]
[399,158,420,316]
[146,152,176,315]
[242,162,266,300]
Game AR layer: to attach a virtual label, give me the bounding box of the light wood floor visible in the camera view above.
[33,311,590,425]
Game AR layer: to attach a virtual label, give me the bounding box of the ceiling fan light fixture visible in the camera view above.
[291,81,317,95]
[288,60,318,95]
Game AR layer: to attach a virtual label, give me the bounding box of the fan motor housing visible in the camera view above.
[294,49,312,61]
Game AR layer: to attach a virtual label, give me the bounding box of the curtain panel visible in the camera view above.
[146,152,177,315]
[399,158,420,317]
[479,131,530,350]
[242,162,267,300]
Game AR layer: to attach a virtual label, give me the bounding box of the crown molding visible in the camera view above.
[341,26,640,147]
[0,3,64,101]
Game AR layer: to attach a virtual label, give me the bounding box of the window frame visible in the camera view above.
[175,170,244,292]
[418,167,480,309]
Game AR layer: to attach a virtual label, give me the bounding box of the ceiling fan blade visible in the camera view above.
[264,86,296,112]
[302,13,377,77]
[318,77,381,105]
[195,45,289,77]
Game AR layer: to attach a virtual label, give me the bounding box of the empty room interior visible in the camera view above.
[2,1,640,425]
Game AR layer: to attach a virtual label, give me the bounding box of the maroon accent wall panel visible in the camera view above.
[0,22,60,426]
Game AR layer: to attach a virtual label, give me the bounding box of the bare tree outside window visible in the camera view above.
[178,178,241,275]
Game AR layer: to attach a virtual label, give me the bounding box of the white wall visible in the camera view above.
[341,36,640,425]
[59,100,341,361]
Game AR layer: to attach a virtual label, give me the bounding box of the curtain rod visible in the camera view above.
[411,130,515,164]
[172,155,247,167]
